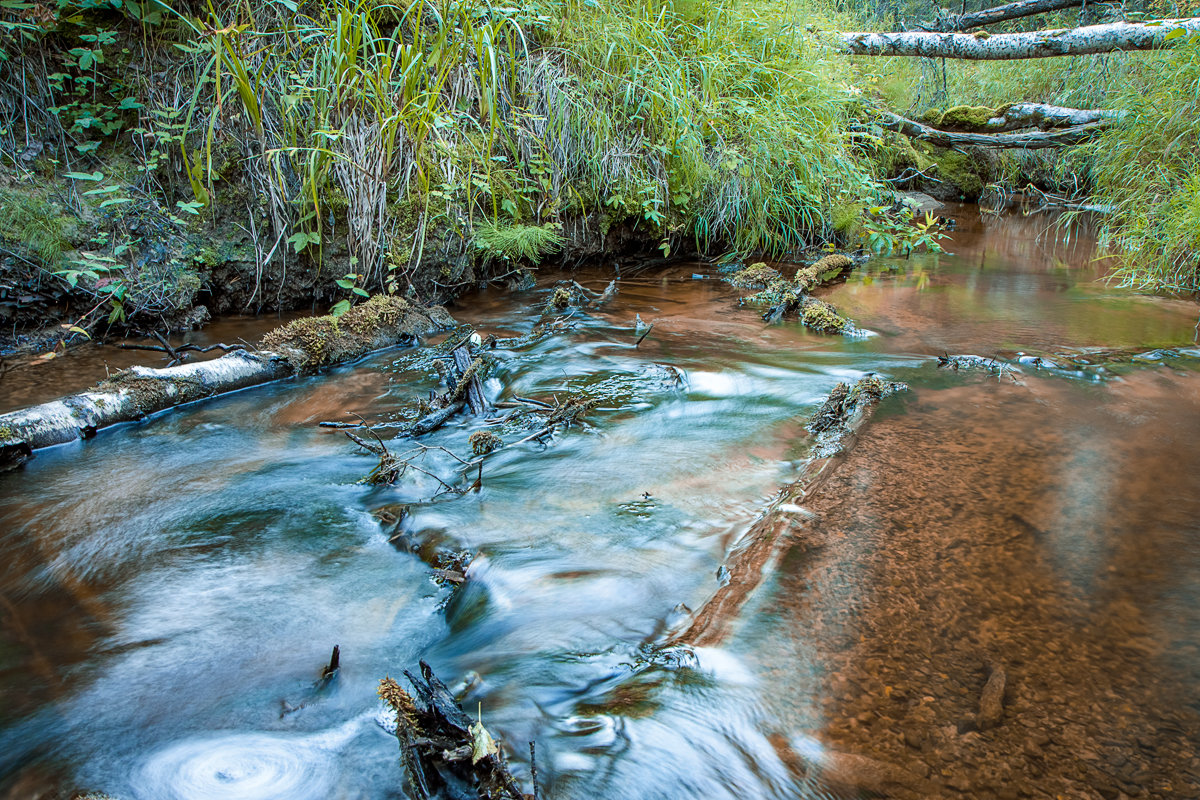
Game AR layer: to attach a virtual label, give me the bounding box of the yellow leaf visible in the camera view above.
[470,705,499,764]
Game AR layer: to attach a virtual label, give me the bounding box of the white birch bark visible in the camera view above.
[839,19,1200,59]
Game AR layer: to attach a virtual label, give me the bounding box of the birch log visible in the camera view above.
[0,296,456,472]
[839,19,1200,59]
[881,112,1106,148]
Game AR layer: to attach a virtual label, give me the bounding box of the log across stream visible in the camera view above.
[2,205,1200,800]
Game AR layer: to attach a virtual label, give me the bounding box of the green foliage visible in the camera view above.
[1088,38,1200,291]
[860,207,948,257]
[473,221,564,263]
[169,0,877,277]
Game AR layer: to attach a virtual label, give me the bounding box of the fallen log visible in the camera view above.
[0,296,456,472]
[925,0,1085,32]
[882,112,1104,149]
[409,401,468,437]
[669,375,907,648]
[931,102,1122,132]
[838,18,1200,59]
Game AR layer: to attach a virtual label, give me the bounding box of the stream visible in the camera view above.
[2,205,1199,800]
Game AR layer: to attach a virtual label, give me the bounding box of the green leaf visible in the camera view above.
[100,197,133,208]
[118,96,144,110]
[84,185,122,195]
[335,279,355,289]
[329,299,351,317]
[351,287,369,298]
[1165,27,1188,40]
[65,171,105,181]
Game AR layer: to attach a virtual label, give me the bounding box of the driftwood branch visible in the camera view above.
[839,18,1200,59]
[115,341,248,356]
[881,112,1105,148]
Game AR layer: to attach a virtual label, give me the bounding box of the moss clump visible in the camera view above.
[549,286,573,310]
[919,108,945,126]
[934,149,987,199]
[746,277,796,305]
[791,254,853,293]
[938,105,998,131]
[800,298,848,334]
[262,295,441,370]
[728,262,781,289]
[468,430,503,455]
[0,425,14,440]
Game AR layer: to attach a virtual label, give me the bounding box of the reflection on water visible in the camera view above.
[2,207,1199,799]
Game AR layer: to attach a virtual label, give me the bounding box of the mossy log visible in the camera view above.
[932,103,1121,133]
[0,296,456,472]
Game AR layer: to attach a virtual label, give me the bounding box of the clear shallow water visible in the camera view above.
[1,206,1199,800]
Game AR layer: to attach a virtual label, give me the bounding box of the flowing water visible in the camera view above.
[2,206,1199,800]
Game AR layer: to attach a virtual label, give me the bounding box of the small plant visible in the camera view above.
[473,221,565,263]
[330,272,370,317]
[860,207,949,257]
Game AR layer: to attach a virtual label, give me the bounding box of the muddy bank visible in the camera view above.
[751,371,1200,799]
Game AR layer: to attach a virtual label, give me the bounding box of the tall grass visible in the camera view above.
[1086,39,1200,291]
[174,0,877,288]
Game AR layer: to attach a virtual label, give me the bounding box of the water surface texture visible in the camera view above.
[2,206,1198,800]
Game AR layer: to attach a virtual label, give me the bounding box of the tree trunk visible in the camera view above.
[0,297,456,472]
[933,0,1085,31]
[881,112,1106,148]
[839,19,1200,59]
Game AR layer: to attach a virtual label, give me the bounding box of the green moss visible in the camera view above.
[0,186,79,266]
[728,262,781,289]
[918,108,945,126]
[0,425,14,440]
[934,149,986,199]
[746,276,795,305]
[938,105,997,131]
[811,254,853,275]
[800,299,848,334]
[261,295,434,369]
